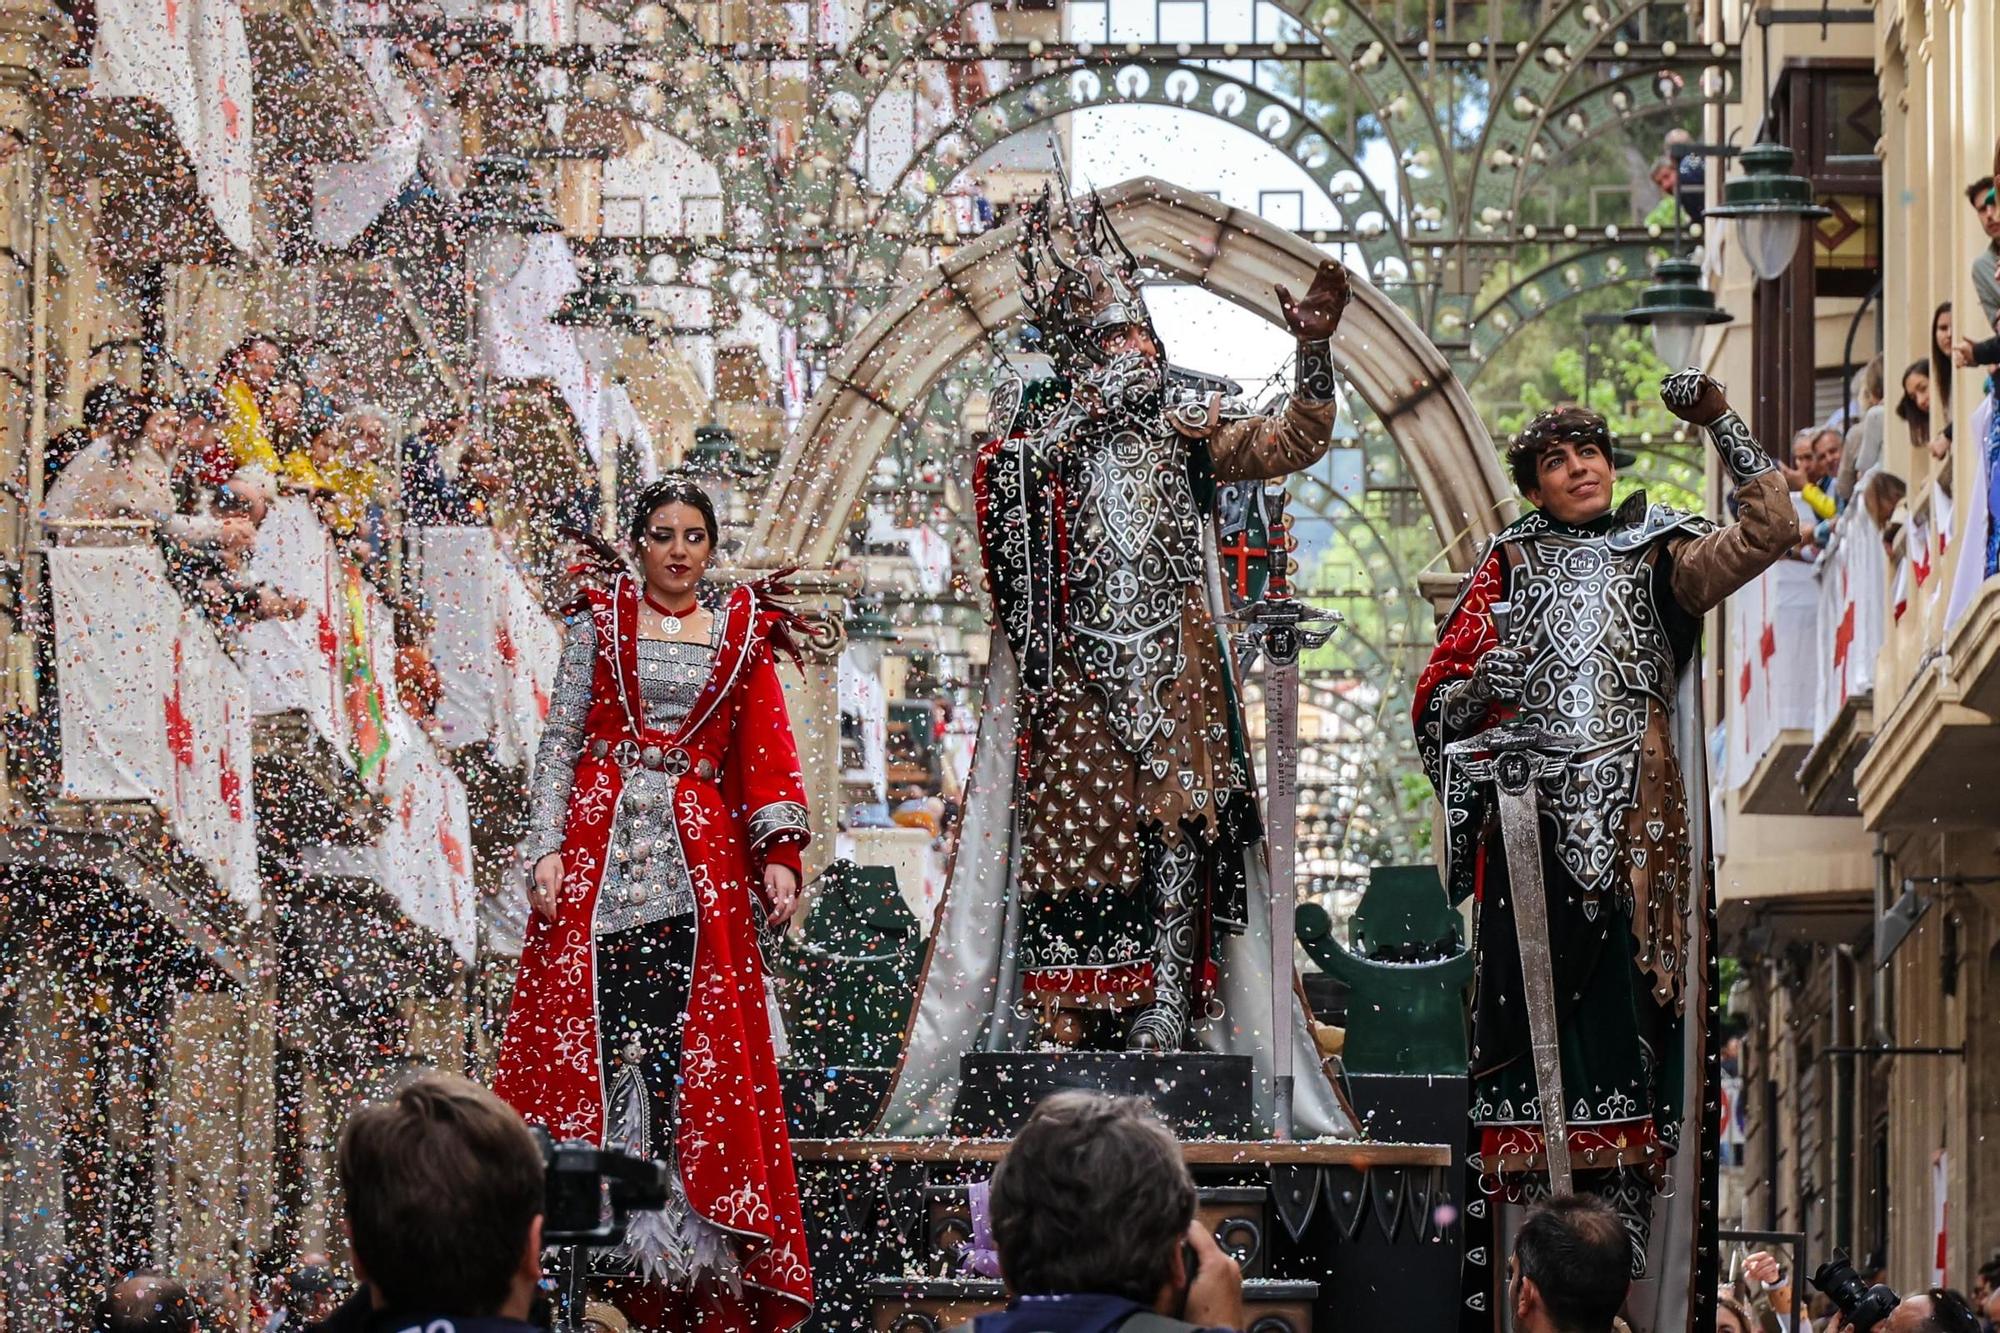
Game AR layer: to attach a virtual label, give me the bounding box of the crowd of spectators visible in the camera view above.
[36,333,519,728]
[1763,170,2000,575]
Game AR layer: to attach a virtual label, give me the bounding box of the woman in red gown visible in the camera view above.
[494,480,813,1332]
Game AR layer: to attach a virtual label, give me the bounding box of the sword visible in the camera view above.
[1231,484,1339,1138]
[1444,604,1581,1194]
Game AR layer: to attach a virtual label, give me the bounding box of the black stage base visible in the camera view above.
[950,1050,1255,1138]
[781,1065,894,1138]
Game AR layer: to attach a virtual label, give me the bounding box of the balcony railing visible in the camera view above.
[1723,556,1819,816]
[410,525,562,770]
[46,532,260,910]
[1794,504,1888,815]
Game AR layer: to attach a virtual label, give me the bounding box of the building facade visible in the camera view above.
[1702,0,2000,1293]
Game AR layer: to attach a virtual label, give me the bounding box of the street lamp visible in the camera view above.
[1703,141,1832,282]
[1622,252,1732,369]
[461,152,563,440]
[681,421,763,548]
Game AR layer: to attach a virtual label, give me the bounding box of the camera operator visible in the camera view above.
[307,1074,545,1333]
[969,1090,1245,1333]
[1831,1290,1981,1333]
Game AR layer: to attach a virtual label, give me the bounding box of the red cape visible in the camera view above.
[494,577,812,1328]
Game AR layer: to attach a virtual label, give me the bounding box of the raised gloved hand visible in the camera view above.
[1275,261,1353,341]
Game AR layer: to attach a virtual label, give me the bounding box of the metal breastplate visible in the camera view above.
[1506,531,1675,897]
[1062,417,1203,760]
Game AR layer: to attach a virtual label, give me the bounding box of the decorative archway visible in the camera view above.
[748,175,1513,573]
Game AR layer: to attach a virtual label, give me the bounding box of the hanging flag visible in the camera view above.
[343,561,391,780]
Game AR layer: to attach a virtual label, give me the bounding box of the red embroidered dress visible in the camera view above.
[495,576,812,1331]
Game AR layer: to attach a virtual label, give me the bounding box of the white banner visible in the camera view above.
[301,735,478,961]
[51,546,259,908]
[1724,557,1818,792]
[1813,505,1889,741]
[412,527,561,769]
[90,0,255,253]
[242,496,347,751]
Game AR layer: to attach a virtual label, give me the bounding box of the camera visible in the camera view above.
[531,1127,671,1247]
[1810,1250,1901,1333]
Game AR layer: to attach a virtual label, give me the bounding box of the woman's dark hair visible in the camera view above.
[988,1091,1196,1303]
[1896,358,1932,443]
[1931,301,1953,409]
[628,477,719,548]
[1505,404,1614,496]
[1715,1294,1755,1333]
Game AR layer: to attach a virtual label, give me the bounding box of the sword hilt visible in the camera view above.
[1265,484,1293,603]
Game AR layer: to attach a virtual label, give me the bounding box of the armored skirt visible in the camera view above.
[495,577,813,1332]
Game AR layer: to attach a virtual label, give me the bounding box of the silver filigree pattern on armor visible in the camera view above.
[1437,677,1493,733]
[747,800,810,850]
[1126,831,1201,1051]
[1702,410,1774,483]
[1504,529,1676,904]
[1296,338,1337,401]
[526,616,722,934]
[1064,417,1204,761]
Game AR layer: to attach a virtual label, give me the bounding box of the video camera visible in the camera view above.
[531,1127,671,1248]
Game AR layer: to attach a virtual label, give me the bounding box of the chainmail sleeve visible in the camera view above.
[526,616,596,863]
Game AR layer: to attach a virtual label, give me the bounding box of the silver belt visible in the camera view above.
[588,739,717,780]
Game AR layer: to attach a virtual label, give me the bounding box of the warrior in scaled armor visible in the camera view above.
[1413,372,1795,1331]
[965,189,1352,1054]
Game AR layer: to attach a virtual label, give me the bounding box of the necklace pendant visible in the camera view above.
[662,613,683,635]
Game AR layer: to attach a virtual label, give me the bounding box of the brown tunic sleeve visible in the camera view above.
[1205,394,1338,483]
[1665,468,1797,617]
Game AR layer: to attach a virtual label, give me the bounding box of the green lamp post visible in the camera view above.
[1622,252,1733,369]
[1703,141,1833,283]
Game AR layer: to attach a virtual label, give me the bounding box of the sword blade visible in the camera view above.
[1491,779,1575,1196]
[1264,654,1301,1139]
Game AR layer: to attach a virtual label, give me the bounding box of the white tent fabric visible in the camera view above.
[90,0,256,253]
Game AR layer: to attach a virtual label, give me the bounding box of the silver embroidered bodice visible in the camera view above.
[1059,408,1204,761]
[527,616,719,933]
[1501,517,1685,899]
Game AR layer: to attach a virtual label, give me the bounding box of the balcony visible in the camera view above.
[1722,557,1818,816]
[242,498,479,960]
[1854,480,2000,830]
[240,497,389,845]
[409,525,563,905]
[1796,506,1888,816]
[3,531,261,974]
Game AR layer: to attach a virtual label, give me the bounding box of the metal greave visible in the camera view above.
[1127,826,1201,1052]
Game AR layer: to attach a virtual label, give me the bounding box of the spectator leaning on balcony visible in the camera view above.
[46,380,132,486]
[1836,355,1887,504]
[1968,177,2000,329]
[218,334,285,473]
[1898,359,1934,452]
[44,390,256,554]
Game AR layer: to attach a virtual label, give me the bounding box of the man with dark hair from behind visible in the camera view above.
[970,1090,1245,1333]
[1506,1197,1631,1333]
[1875,1288,1983,1333]
[98,1272,195,1333]
[306,1072,545,1332]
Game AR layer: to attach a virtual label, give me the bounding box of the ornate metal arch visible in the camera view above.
[847,62,1412,299]
[1455,240,1659,380]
